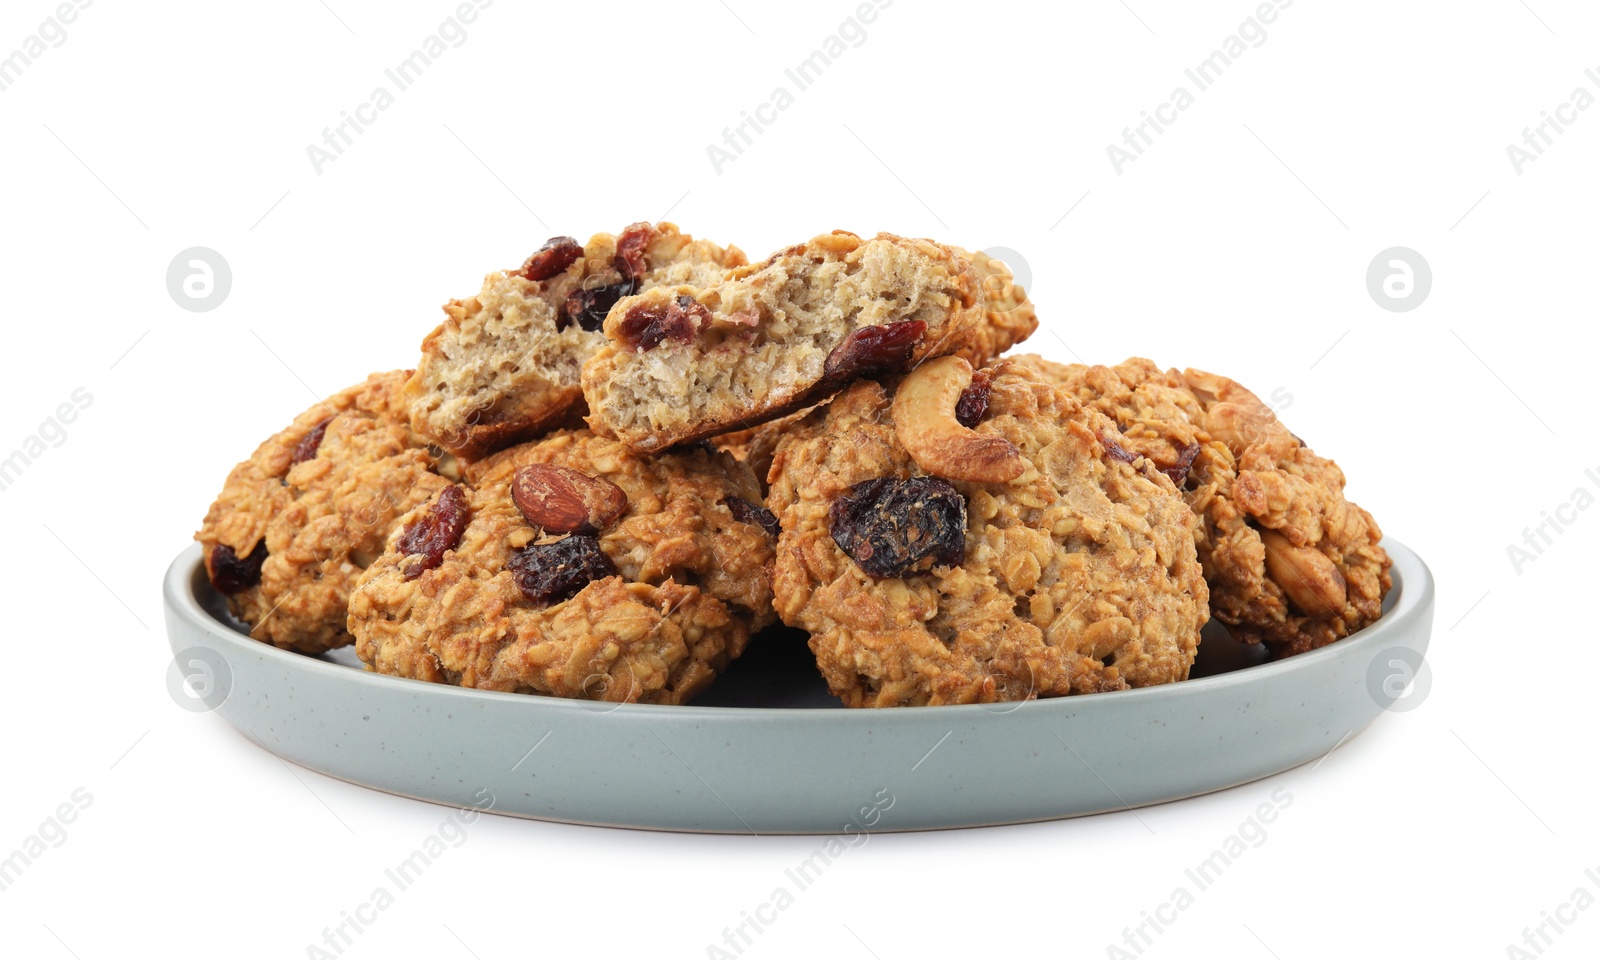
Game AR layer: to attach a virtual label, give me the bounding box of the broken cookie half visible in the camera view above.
[582,230,1019,453]
[405,221,746,459]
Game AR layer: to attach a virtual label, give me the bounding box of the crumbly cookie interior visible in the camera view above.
[586,233,980,450]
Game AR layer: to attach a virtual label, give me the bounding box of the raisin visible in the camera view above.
[618,294,711,350]
[821,320,926,387]
[955,370,993,428]
[1162,442,1201,488]
[724,496,779,537]
[398,485,470,580]
[1099,432,1140,466]
[829,476,966,579]
[507,535,617,604]
[210,541,268,594]
[519,236,583,282]
[560,279,636,332]
[290,418,332,466]
[613,222,655,280]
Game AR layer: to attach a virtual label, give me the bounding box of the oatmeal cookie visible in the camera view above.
[1022,355,1392,656]
[195,371,454,654]
[406,222,745,459]
[715,405,817,495]
[348,430,777,704]
[767,357,1208,707]
[581,231,991,453]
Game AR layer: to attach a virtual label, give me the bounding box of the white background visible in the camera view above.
[2,0,1595,957]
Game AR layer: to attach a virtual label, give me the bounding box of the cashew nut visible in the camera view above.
[1260,529,1347,619]
[892,356,1024,484]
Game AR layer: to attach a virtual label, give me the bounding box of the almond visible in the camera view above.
[511,464,628,535]
[1260,529,1347,620]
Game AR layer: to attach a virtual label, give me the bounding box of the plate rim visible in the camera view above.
[164,538,1432,721]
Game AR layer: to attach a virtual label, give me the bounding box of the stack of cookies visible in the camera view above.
[196,223,1391,707]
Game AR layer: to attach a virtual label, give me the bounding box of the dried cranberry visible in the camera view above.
[290,418,332,466]
[560,279,636,332]
[724,496,779,537]
[507,535,617,604]
[829,476,966,579]
[210,541,268,594]
[1098,432,1140,466]
[519,236,583,282]
[1162,442,1201,487]
[613,222,654,280]
[618,295,711,351]
[821,320,926,387]
[954,370,993,428]
[398,485,470,580]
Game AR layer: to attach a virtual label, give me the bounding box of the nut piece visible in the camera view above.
[892,356,1024,484]
[1260,529,1348,619]
[1184,368,1286,453]
[512,464,628,534]
[1204,401,1281,452]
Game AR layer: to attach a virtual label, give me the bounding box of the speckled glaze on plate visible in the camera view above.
[162,540,1432,834]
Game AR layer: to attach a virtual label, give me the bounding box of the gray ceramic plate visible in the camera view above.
[162,540,1432,833]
